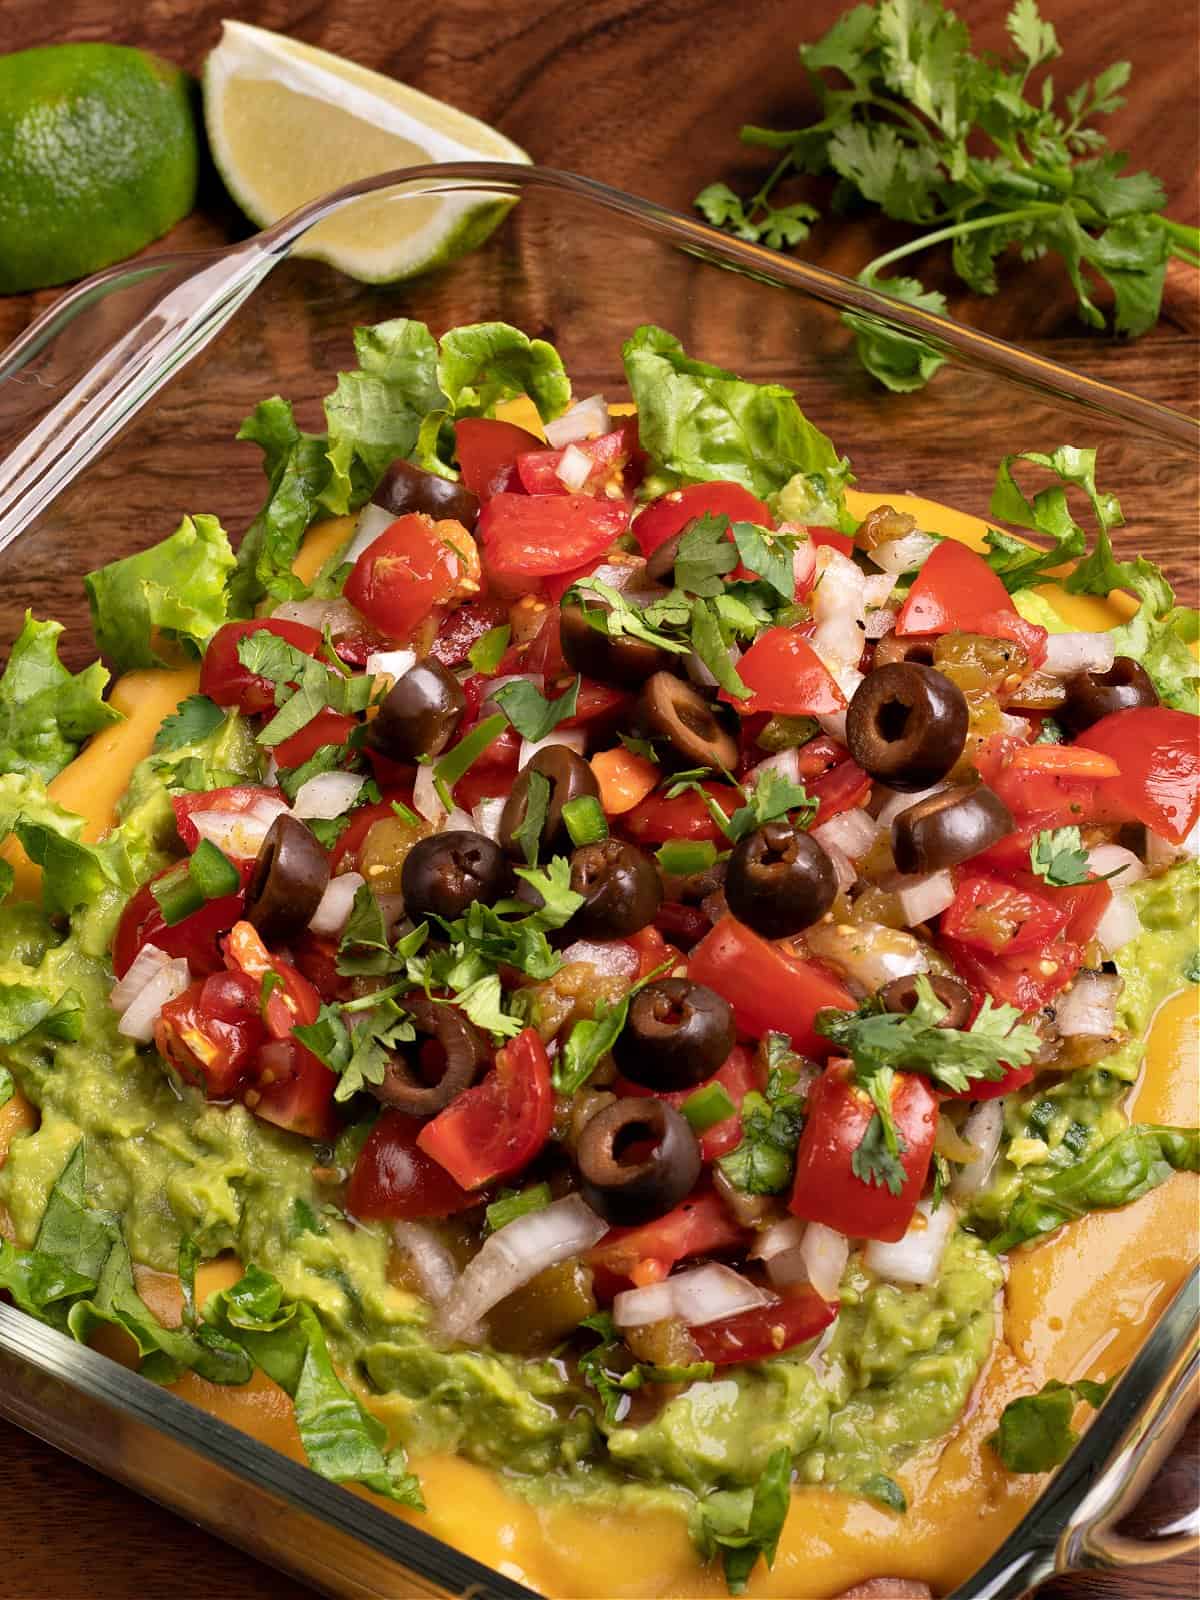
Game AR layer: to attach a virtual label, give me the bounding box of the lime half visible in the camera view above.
[203,21,529,283]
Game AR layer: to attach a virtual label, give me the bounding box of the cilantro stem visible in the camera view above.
[862,203,1060,280]
[747,151,796,220]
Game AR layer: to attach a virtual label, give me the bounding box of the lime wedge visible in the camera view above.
[203,21,529,283]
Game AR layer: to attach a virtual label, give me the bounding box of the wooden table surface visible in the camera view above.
[0,2,1196,1597]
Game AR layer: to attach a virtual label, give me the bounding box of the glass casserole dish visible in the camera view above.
[0,163,1196,1600]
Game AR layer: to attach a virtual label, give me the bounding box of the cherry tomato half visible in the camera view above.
[630,482,772,558]
[199,619,324,715]
[455,417,542,498]
[587,1187,747,1286]
[895,541,1047,665]
[347,1109,480,1220]
[688,916,854,1057]
[621,781,736,847]
[417,1027,553,1190]
[477,494,629,589]
[344,513,474,645]
[690,1287,838,1365]
[223,921,320,1039]
[245,1037,338,1142]
[154,970,264,1099]
[1076,706,1200,845]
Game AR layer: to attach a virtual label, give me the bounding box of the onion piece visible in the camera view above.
[811,546,867,672]
[610,1278,678,1330]
[308,871,366,937]
[750,1216,807,1261]
[443,807,476,834]
[614,1262,774,1330]
[1085,844,1146,886]
[440,1196,607,1341]
[1042,631,1117,679]
[589,557,647,594]
[1056,971,1122,1036]
[806,920,929,992]
[560,939,640,980]
[745,748,802,789]
[519,728,587,768]
[796,1222,850,1300]
[364,648,416,682]
[950,1102,1005,1198]
[555,442,592,491]
[109,943,171,1013]
[686,645,741,690]
[116,957,191,1043]
[1146,819,1200,871]
[864,1199,956,1285]
[271,596,363,634]
[896,869,956,927]
[1095,888,1141,954]
[862,574,896,611]
[293,771,366,820]
[865,606,898,640]
[544,394,610,448]
[391,1221,459,1307]
[823,840,857,894]
[413,762,447,824]
[876,783,947,831]
[189,798,289,859]
[812,808,879,862]
[792,538,817,594]
[866,529,940,576]
[472,796,506,842]
[343,501,396,567]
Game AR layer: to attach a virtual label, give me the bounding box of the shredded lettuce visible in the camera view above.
[0,612,121,782]
[437,321,570,420]
[85,514,235,672]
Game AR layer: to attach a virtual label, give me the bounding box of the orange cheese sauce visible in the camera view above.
[1,491,1195,1596]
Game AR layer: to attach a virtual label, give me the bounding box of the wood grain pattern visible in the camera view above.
[0,1,1197,1597]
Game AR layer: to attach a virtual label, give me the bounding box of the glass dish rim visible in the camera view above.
[0,158,1195,1600]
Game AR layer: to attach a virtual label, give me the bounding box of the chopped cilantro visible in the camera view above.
[989,1374,1117,1473]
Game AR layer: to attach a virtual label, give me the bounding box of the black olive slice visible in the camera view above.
[374,993,489,1116]
[640,672,738,770]
[367,659,466,763]
[846,662,968,792]
[613,978,735,1091]
[560,598,675,688]
[1059,656,1158,736]
[372,458,481,530]
[725,820,837,939]
[575,1097,701,1226]
[891,784,1013,875]
[400,830,512,922]
[245,814,330,942]
[499,744,600,860]
[569,840,662,939]
[879,973,972,1029]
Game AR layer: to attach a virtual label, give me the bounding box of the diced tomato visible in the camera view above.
[1054,878,1113,945]
[807,527,855,558]
[347,1109,481,1220]
[515,430,631,496]
[417,1027,552,1190]
[199,619,324,715]
[455,417,543,498]
[808,757,873,827]
[344,513,475,644]
[723,627,846,717]
[618,1044,763,1162]
[559,679,632,733]
[688,916,854,1056]
[154,970,264,1099]
[328,801,397,874]
[941,874,1069,955]
[518,608,568,677]
[477,493,629,589]
[325,619,394,669]
[172,786,287,855]
[631,483,773,558]
[1076,707,1200,845]
[587,1187,747,1285]
[289,933,352,1004]
[428,599,510,669]
[112,873,247,979]
[789,1059,937,1243]
[625,924,675,982]
[223,921,320,1039]
[942,933,1084,1013]
[270,709,358,771]
[691,1286,838,1365]
[245,1037,337,1141]
[653,901,712,951]
[895,542,1048,666]
[622,781,736,847]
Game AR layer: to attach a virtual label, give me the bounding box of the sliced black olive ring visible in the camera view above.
[613,978,735,1091]
[560,598,676,688]
[245,814,330,941]
[639,671,738,770]
[846,662,969,792]
[569,839,662,939]
[879,972,971,1030]
[367,658,466,763]
[400,830,512,922]
[374,993,489,1116]
[499,744,600,860]
[644,530,685,586]
[372,458,481,530]
[891,783,1014,875]
[725,819,837,939]
[575,1096,701,1226]
[1059,656,1158,736]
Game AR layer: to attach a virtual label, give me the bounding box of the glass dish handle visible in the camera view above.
[952,1264,1199,1599]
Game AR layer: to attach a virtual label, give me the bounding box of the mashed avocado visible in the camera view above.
[0,736,1193,1513]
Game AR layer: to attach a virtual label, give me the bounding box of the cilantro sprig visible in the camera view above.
[578,1312,714,1425]
[696,0,1198,390]
[988,1373,1117,1473]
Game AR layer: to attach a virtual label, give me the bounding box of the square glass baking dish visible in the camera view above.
[0,164,1196,1600]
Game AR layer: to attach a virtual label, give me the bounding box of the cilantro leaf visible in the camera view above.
[851,1072,909,1197]
[672,514,741,596]
[578,1313,714,1424]
[717,1067,806,1196]
[554,955,676,1097]
[726,767,818,843]
[690,1447,792,1595]
[294,989,416,1102]
[988,1373,1117,1473]
[690,598,751,700]
[492,675,581,742]
[152,694,226,754]
[566,579,691,657]
[859,1473,908,1513]
[0,612,121,783]
[1029,826,1098,887]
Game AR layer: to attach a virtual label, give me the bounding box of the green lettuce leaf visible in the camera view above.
[85,514,235,671]
[989,1374,1117,1473]
[438,322,570,420]
[690,1447,792,1594]
[324,319,444,512]
[0,613,121,782]
[622,325,853,513]
[230,399,336,612]
[0,772,126,918]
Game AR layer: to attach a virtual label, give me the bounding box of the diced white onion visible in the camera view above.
[812,807,879,862]
[589,557,647,593]
[792,538,816,594]
[343,501,396,566]
[750,1216,808,1262]
[544,394,610,448]
[865,607,898,640]
[950,1101,1005,1198]
[1042,631,1117,679]
[1146,819,1200,870]
[685,645,740,690]
[560,940,640,980]
[292,771,366,820]
[865,1199,957,1285]
[271,596,363,635]
[308,871,365,937]
[997,712,1031,739]
[1085,845,1146,886]
[896,869,957,927]
[472,796,506,842]
[866,529,939,576]
[1056,971,1122,1037]
[806,921,929,992]
[1095,888,1141,954]
[364,648,416,682]
[518,728,587,768]
[796,1222,850,1300]
[614,1263,773,1330]
[862,574,896,611]
[823,840,857,894]
[440,1195,607,1341]
[816,663,863,744]
[413,761,447,824]
[745,748,802,789]
[442,807,476,834]
[391,1221,459,1308]
[877,783,947,831]
[110,943,171,1013]
[555,442,593,491]
[377,894,407,934]
[116,957,191,1043]
[811,546,867,670]
[189,798,289,859]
